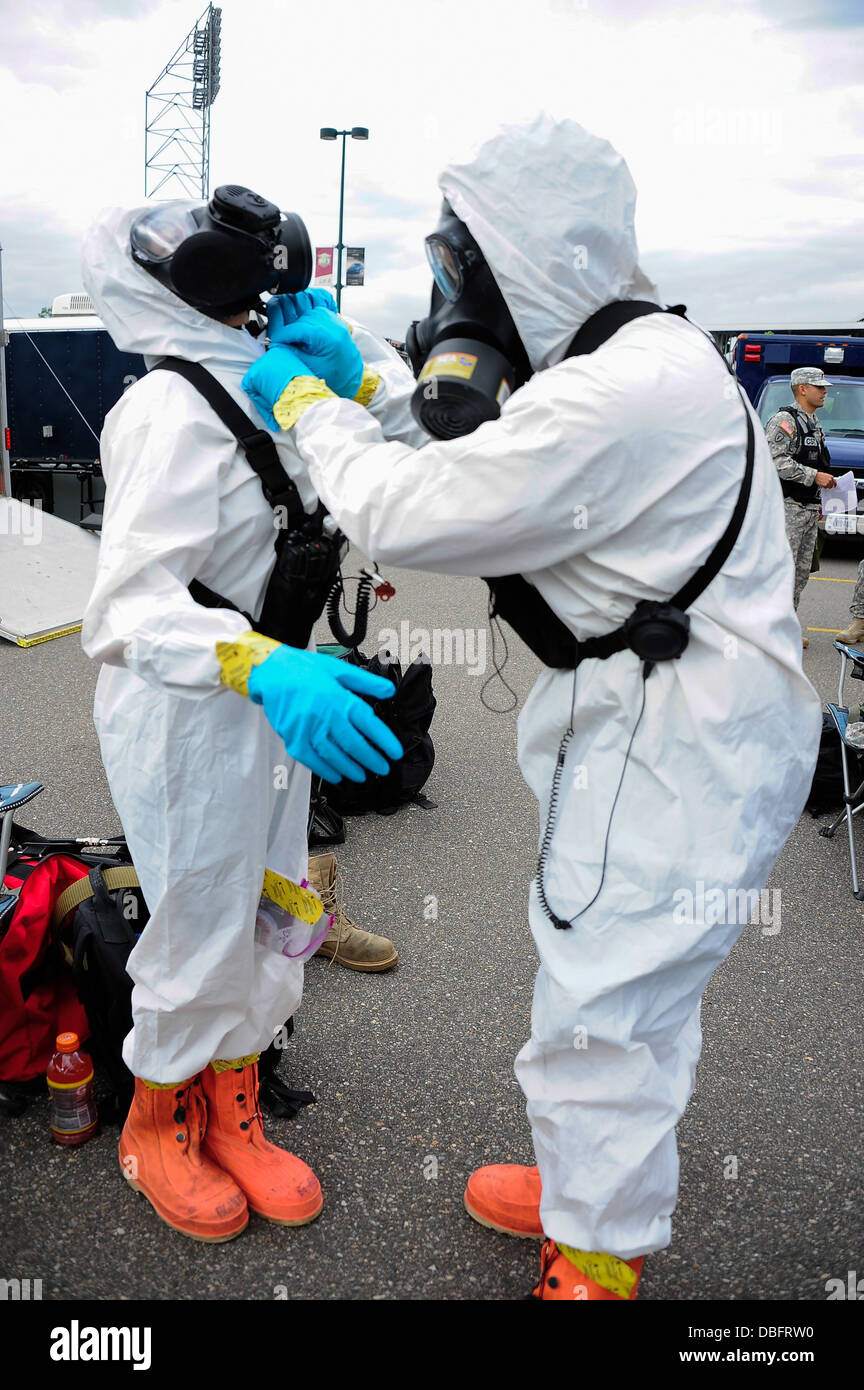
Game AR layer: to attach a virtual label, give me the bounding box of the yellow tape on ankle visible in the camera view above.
[210,1054,261,1074]
[557,1245,638,1300]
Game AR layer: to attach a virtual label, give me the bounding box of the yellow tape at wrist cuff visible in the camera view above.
[216,629,281,698]
[557,1245,639,1299]
[353,367,380,407]
[273,375,336,430]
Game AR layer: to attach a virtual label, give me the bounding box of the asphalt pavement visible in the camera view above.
[0,538,862,1303]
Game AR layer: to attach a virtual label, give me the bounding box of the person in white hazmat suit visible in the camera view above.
[79,187,408,1242]
[242,119,822,1298]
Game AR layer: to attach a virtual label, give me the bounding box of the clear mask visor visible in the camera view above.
[130,205,202,263]
[425,236,463,303]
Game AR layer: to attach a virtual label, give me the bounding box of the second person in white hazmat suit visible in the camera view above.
[242,119,822,1297]
[80,188,409,1242]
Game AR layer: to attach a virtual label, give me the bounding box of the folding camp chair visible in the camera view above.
[0,782,44,928]
[819,642,864,899]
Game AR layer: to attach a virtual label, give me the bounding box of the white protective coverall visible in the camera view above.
[80,205,410,1083]
[281,118,822,1257]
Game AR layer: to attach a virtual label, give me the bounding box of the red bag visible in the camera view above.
[0,853,91,1082]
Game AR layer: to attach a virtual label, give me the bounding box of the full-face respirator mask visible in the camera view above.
[130,184,313,321]
[406,201,532,439]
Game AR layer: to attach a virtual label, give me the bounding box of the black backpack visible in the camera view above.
[66,863,144,1123]
[60,862,312,1123]
[326,648,437,815]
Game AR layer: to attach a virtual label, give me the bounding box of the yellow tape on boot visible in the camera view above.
[210,1054,261,1074]
[558,1245,639,1300]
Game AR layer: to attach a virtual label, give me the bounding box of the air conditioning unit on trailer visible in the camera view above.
[51,292,94,316]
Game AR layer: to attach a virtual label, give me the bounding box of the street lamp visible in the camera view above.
[319,126,369,311]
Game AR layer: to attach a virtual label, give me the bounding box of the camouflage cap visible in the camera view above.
[791,367,831,387]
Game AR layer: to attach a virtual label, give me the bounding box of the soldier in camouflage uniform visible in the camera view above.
[765,366,836,647]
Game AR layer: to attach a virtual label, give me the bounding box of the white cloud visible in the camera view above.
[1,0,863,333]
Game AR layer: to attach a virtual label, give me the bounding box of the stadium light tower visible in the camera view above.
[144,5,222,199]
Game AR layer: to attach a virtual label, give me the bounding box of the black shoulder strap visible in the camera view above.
[784,404,804,451]
[668,390,753,615]
[151,357,304,517]
[572,305,754,650]
[564,299,680,357]
[150,356,306,622]
[488,302,755,669]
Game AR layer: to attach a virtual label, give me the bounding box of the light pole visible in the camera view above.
[319,126,368,311]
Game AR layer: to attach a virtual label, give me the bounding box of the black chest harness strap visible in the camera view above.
[151,357,371,650]
[484,302,754,673]
[483,301,756,930]
[156,357,309,514]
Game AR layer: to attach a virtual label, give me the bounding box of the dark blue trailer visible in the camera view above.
[4,317,145,521]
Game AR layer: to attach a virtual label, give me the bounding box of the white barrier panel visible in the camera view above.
[0,498,99,646]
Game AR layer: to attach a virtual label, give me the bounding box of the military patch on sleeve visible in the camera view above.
[777,420,794,436]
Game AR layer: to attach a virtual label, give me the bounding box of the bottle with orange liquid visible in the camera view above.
[47,1032,99,1145]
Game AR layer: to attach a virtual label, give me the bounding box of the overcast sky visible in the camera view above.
[1,0,863,336]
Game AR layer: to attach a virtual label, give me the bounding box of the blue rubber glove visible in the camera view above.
[267,289,338,336]
[247,646,403,784]
[268,306,364,399]
[242,345,318,431]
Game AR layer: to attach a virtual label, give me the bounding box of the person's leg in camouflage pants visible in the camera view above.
[783,499,820,611]
[849,560,864,618]
[837,558,864,645]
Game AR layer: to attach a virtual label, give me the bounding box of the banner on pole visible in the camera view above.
[314,247,334,287]
[345,247,365,287]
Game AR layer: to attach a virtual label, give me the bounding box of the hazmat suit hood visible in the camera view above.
[81,202,263,375]
[438,116,660,373]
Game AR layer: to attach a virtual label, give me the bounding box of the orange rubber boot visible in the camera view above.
[118,1076,248,1242]
[531,1240,644,1300]
[200,1058,323,1226]
[464,1163,544,1238]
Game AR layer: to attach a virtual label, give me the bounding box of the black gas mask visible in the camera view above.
[130,185,313,320]
[406,200,532,439]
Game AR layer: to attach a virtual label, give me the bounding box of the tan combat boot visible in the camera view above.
[308,852,398,972]
[837,617,864,646]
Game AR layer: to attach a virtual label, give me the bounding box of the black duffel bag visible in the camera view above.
[56,860,313,1123]
[326,648,437,816]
